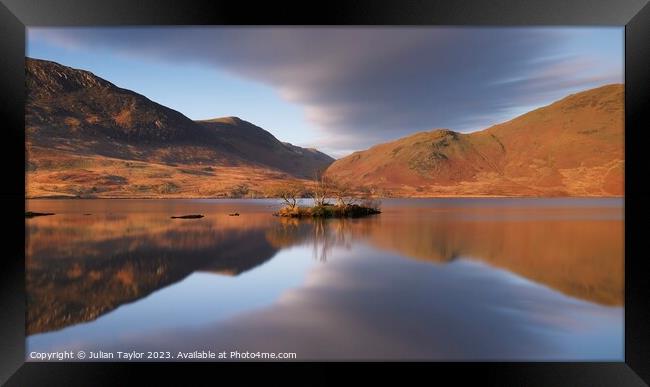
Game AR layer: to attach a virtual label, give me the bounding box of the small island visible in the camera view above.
[275,203,381,218]
[271,176,381,218]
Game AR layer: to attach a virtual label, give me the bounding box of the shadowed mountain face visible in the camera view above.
[326,84,624,197]
[26,58,334,198]
[27,58,200,144]
[197,117,335,178]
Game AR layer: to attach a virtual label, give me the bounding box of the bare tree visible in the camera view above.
[358,185,382,210]
[272,182,305,209]
[330,180,358,206]
[310,171,334,206]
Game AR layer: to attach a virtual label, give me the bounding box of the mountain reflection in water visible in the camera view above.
[26,198,623,360]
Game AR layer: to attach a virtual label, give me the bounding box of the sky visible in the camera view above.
[27,27,623,158]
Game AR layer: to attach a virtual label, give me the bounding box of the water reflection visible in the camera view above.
[26,199,623,360]
[266,218,363,262]
[120,251,620,360]
[26,200,282,334]
[266,208,623,306]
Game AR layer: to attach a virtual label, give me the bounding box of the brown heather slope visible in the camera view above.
[26,58,334,198]
[325,84,624,197]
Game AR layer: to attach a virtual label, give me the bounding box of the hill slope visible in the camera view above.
[325,84,624,197]
[26,58,334,198]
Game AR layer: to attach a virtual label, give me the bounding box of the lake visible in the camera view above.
[25,198,624,361]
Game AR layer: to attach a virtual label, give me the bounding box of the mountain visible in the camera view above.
[325,84,624,196]
[197,117,334,178]
[26,58,334,198]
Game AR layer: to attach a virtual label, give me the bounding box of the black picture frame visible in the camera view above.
[1,0,648,385]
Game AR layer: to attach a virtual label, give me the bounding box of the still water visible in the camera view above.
[25,198,623,361]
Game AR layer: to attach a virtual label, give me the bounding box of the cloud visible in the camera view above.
[28,27,623,155]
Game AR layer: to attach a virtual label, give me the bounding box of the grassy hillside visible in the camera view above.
[26,58,334,198]
[326,84,624,197]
